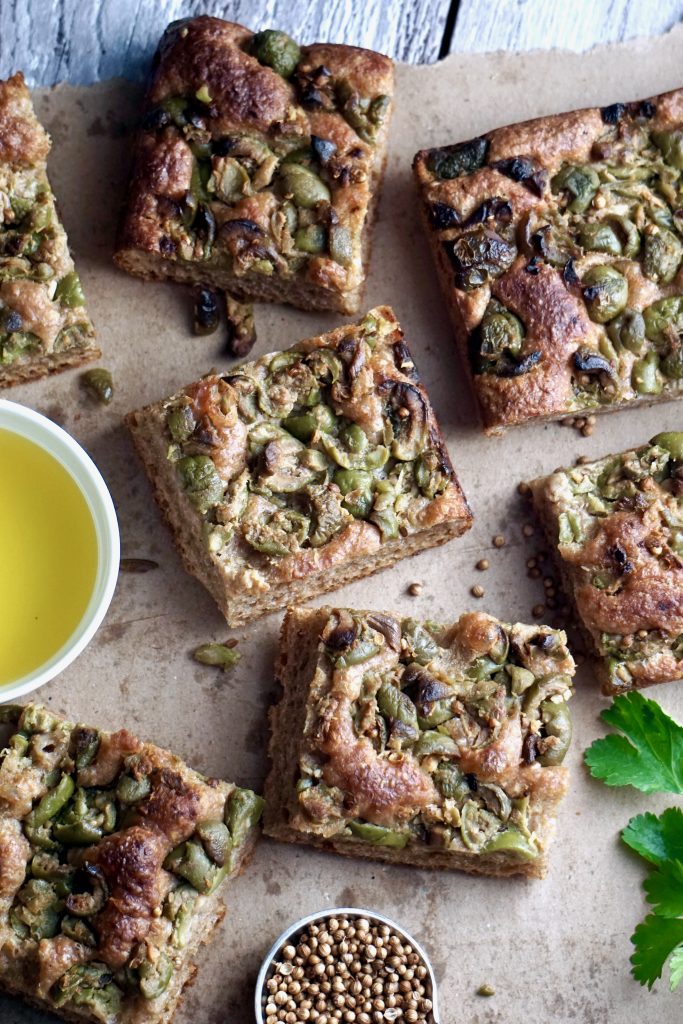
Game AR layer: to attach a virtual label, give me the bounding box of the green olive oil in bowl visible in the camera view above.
[0,401,119,698]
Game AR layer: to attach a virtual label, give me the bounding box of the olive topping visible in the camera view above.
[600,102,625,125]
[249,29,301,78]
[426,137,489,180]
[310,135,336,165]
[491,156,546,196]
[641,226,683,284]
[581,265,628,323]
[428,201,460,230]
[444,227,517,291]
[192,286,219,336]
[80,368,114,405]
[572,348,616,379]
[551,164,599,214]
[461,197,512,229]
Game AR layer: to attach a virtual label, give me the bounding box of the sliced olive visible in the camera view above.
[376,682,419,746]
[650,432,683,460]
[30,774,75,827]
[642,226,683,284]
[551,164,599,213]
[425,137,489,180]
[632,350,662,394]
[166,403,196,442]
[643,297,683,347]
[279,163,330,208]
[54,272,86,308]
[334,468,374,519]
[537,699,572,766]
[116,773,152,804]
[607,308,646,354]
[193,642,241,672]
[139,952,173,1000]
[460,800,501,852]
[176,455,224,513]
[413,731,457,758]
[483,826,538,860]
[225,787,264,851]
[581,265,628,323]
[400,619,439,665]
[652,129,683,170]
[80,368,114,405]
[446,227,517,291]
[348,821,409,848]
[192,286,219,335]
[432,763,470,801]
[196,819,232,867]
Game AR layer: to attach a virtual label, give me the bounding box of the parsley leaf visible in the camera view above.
[670,945,683,991]
[622,808,683,866]
[645,861,683,918]
[584,692,683,794]
[631,915,683,989]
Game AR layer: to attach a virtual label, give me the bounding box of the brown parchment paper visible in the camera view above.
[4,23,683,1024]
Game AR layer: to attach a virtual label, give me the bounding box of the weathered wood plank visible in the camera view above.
[450,0,683,53]
[0,0,453,85]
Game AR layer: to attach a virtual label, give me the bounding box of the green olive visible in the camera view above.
[196,820,232,866]
[340,423,368,454]
[225,787,264,857]
[400,619,439,665]
[641,226,683,284]
[478,308,524,359]
[139,953,173,1000]
[414,449,450,499]
[249,29,301,78]
[166,403,195,442]
[652,129,683,170]
[662,348,683,379]
[579,222,622,256]
[80,368,114,405]
[329,225,353,266]
[432,763,470,801]
[193,642,241,672]
[460,800,501,852]
[116,773,151,805]
[537,700,572,766]
[165,839,226,894]
[376,682,419,745]
[606,308,646,354]
[551,164,599,213]
[334,468,374,519]
[643,297,683,346]
[632,350,662,394]
[279,164,330,208]
[348,820,409,848]
[54,271,85,308]
[30,774,75,827]
[284,403,337,442]
[413,731,458,758]
[483,826,538,860]
[294,223,326,254]
[176,455,224,514]
[650,432,683,460]
[426,137,489,180]
[448,227,517,291]
[52,964,122,1017]
[582,265,628,323]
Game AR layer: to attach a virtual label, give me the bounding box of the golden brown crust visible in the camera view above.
[264,605,575,879]
[115,17,394,314]
[126,306,472,626]
[531,437,683,693]
[0,72,50,167]
[414,87,683,433]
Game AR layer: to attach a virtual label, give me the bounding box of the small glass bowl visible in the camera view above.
[0,399,119,700]
[255,906,440,1023]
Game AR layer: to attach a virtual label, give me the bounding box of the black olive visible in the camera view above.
[4,310,23,332]
[523,733,538,764]
[462,197,512,228]
[608,544,633,575]
[601,103,625,125]
[428,201,460,230]
[525,257,540,275]
[194,204,216,246]
[324,624,357,652]
[192,286,219,336]
[491,156,535,182]
[159,235,176,256]
[639,100,656,119]
[426,137,489,180]
[444,227,517,291]
[220,219,263,238]
[464,772,478,791]
[213,136,236,157]
[311,135,337,164]
[141,107,171,131]
[393,340,420,381]
[572,347,615,377]
[498,349,542,377]
[563,258,581,288]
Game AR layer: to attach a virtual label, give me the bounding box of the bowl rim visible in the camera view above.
[254,905,440,1023]
[0,398,120,701]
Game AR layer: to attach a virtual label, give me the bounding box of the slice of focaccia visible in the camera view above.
[531,431,683,694]
[0,703,262,1024]
[264,605,575,879]
[413,88,683,433]
[0,73,98,387]
[114,16,394,315]
[126,306,472,627]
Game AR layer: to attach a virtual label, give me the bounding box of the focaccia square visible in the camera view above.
[114,16,394,315]
[531,431,683,694]
[264,605,575,879]
[413,88,683,433]
[0,73,99,387]
[126,306,472,627]
[0,703,262,1024]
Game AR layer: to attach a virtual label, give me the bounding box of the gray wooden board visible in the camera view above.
[0,0,453,83]
[451,0,683,53]
[3,22,683,1024]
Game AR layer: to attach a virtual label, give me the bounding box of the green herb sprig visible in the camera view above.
[585,692,683,991]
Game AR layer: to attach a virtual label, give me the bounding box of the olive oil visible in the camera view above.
[0,428,98,685]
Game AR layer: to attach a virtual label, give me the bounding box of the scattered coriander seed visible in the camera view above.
[576,454,590,465]
[532,603,545,618]
[522,523,535,537]
[581,424,593,437]
[476,558,489,571]
[492,534,505,548]
[477,983,496,997]
[586,414,597,425]
[526,557,537,569]
[408,582,423,597]
[471,584,485,599]
[517,481,531,496]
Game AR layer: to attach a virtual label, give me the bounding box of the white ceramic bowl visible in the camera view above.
[0,398,119,701]
[255,906,440,1023]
